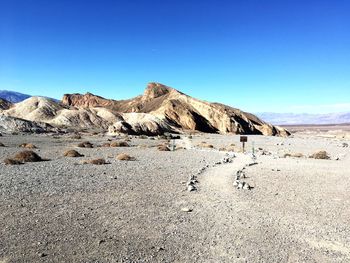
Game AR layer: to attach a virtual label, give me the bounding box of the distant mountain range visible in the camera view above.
[0,90,58,103]
[256,112,350,125]
[0,90,31,103]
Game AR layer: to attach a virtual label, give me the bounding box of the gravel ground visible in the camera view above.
[0,132,349,262]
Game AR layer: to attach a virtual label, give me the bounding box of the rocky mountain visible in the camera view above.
[0,96,175,135]
[0,115,59,133]
[0,98,13,110]
[0,90,31,103]
[257,112,350,125]
[62,82,290,136]
[0,83,290,136]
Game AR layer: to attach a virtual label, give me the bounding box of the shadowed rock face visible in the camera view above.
[62,82,290,136]
[0,98,13,110]
[0,115,59,133]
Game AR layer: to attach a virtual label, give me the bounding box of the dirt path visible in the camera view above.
[183,153,326,262]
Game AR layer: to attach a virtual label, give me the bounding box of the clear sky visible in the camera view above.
[0,0,349,113]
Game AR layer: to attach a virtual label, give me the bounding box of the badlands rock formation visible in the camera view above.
[0,115,58,133]
[0,83,289,136]
[0,96,174,135]
[63,82,290,136]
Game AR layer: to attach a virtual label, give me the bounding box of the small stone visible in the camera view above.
[187,185,196,192]
[243,183,251,190]
[181,207,193,212]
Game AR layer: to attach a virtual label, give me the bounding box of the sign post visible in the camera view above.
[240,136,248,153]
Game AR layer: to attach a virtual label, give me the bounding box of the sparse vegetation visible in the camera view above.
[64,149,84,157]
[197,142,214,148]
[110,141,129,147]
[77,141,93,148]
[226,144,235,151]
[19,143,37,149]
[116,153,135,161]
[12,150,43,162]
[284,152,304,158]
[3,158,23,165]
[309,151,330,160]
[158,144,171,151]
[83,158,109,165]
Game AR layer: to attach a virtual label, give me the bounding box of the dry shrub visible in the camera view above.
[19,143,37,149]
[0,142,5,147]
[116,153,135,161]
[77,141,93,148]
[309,151,330,160]
[4,158,23,165]
[110,141,129,147]
[219,147,226,151]
[64,149,84,157]
[284,153,304,158]
[158,145,170,151]
[13,150,43,162]
[70,134,82,140]
[197,142,214,148]
[226,144,235,151]
[83,158,108,165]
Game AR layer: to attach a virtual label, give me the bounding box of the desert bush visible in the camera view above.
[226,144,235,151]
[197,142,214,148]
[13,150,43,162]
[284,152,304,158]
[19,143,37,149]
[309,151,330,160]
[83,158,108,165]
[291,153,304,158]
[158,144,171,151]
[116,153,135,161]
[3,158,23,165]
[77,141,93,148]
[64,149,84,157]
[110,141,129,147]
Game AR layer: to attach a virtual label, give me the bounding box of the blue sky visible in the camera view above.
[0,0,349,113]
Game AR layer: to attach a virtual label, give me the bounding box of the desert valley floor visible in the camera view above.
[0,129,349,262]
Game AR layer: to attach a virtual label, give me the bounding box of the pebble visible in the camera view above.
[181,207,193,212]
[187,185,196,192]
[243,183,251,190]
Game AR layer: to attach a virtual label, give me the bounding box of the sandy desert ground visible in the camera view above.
[0,129,350,262]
